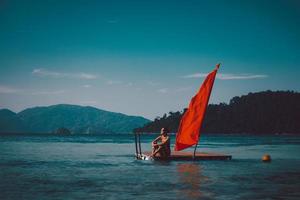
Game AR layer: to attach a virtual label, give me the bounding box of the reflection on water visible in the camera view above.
[177,163,211,199]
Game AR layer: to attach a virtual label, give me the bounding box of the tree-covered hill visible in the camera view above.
[134,91,300,134]
[0,109,28,133]
[0,104,150,134]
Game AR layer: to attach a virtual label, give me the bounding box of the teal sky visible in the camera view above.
[0,0,299,119]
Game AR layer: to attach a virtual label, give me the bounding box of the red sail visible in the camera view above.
[174,64,220,151]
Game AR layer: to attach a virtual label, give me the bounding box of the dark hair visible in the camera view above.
[162,127,169,133]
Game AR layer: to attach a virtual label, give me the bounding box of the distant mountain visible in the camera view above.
[0,104,150,134]
[134,91,300,134]
[0,109,27,133]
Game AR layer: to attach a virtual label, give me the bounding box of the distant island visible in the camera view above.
[0,104,150,134]
[134,90,300,134]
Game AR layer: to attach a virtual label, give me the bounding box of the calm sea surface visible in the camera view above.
[0,134,300,200]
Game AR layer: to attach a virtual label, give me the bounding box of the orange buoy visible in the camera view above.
[262,154,271,162]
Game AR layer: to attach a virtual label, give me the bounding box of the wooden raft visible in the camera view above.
[141,151,232,161]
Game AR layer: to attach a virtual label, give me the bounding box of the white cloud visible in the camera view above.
[125,82,133,87]
[157,88,168,94]
[182,73,207,79]
[183,73,268,80]
[146,81,160,86]
[82,84,92,88]
[32,68,97,80]
[217,74,268,80]
[79,73,97,79]
[0,86,21,94]
[106,80,122,85]
[31,90,65,95]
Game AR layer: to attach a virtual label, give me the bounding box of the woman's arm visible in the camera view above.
[157,136,169,147]
[152,136,161,146]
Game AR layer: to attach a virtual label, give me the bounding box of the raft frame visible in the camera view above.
[134,133,232,161]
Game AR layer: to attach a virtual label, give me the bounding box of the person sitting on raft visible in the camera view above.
[151,128,171,159]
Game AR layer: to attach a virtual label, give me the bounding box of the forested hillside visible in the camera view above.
[134,91,300,134]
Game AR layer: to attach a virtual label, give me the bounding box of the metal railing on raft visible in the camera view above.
[134,133,142,158]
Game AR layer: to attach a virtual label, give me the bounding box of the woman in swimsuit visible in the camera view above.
[151,127,171,159]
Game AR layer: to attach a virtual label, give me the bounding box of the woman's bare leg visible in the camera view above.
[151,146,162,157]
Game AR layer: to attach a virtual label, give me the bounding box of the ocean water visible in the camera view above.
[0,134,300,200]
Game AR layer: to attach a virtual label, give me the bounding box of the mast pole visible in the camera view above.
[138,133,142,157]
[134,133,138,158]
[193,143,198,159]
[192,64,220,159]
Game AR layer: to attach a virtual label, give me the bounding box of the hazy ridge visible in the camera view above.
[0,104,150,134]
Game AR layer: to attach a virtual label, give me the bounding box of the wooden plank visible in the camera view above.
[140,151,232,161]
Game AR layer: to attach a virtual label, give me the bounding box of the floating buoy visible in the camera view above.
[262,154,271,162]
